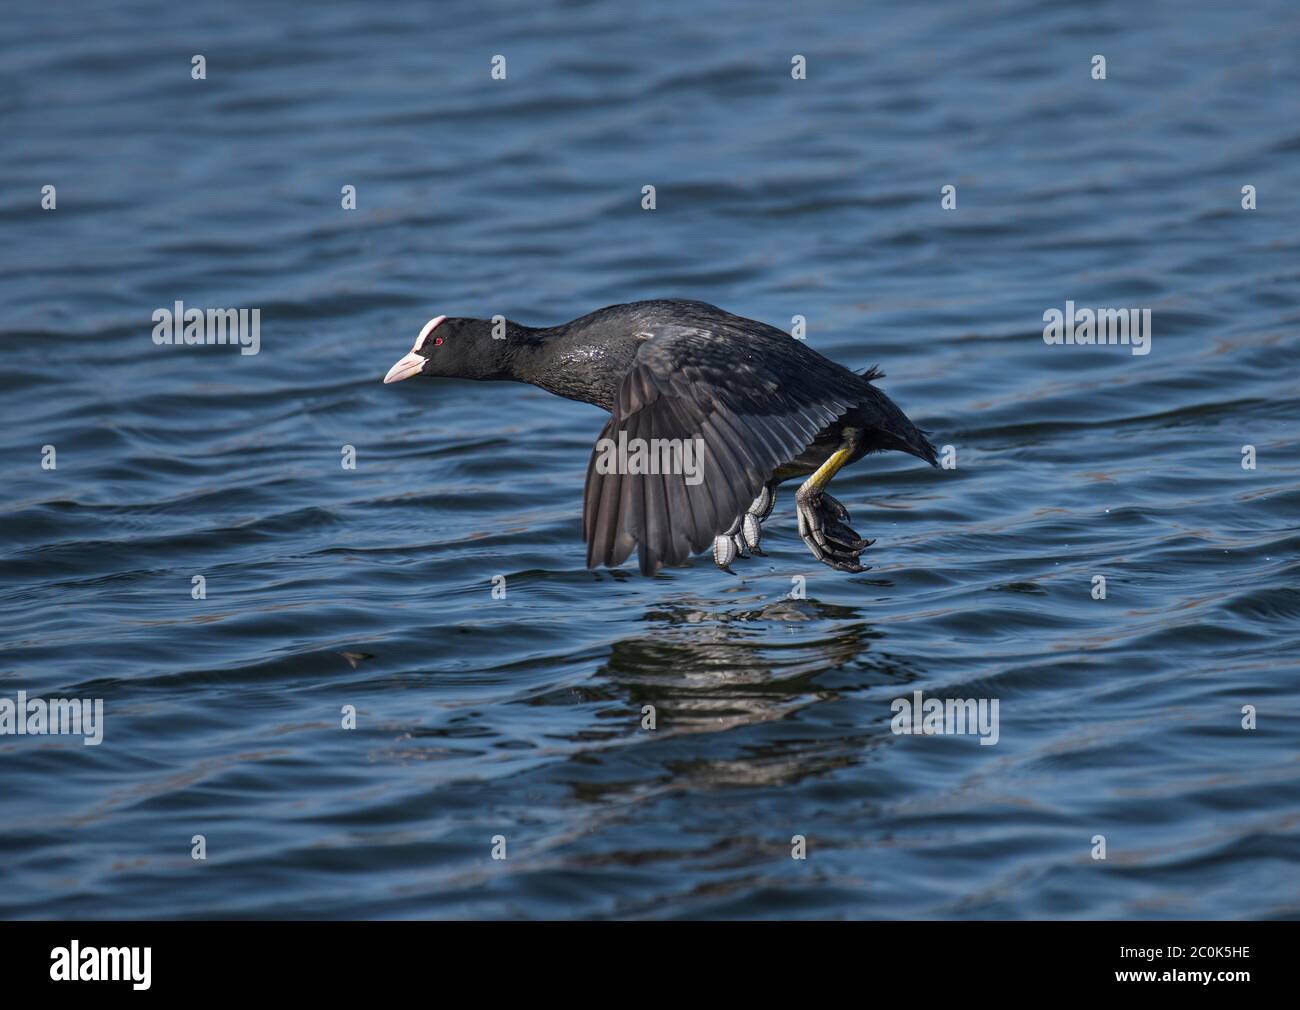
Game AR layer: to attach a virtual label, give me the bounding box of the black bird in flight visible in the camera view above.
[384,300,937,575]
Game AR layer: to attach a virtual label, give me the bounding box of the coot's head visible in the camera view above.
[383,315,504,384]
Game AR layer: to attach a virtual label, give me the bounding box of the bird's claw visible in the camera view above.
[748,484,776,522]
[712,484,777,571]
[713,531,738,568]
[796,492,872,573]
[821,492,851,523]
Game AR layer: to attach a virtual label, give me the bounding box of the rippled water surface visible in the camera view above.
[2,1,1298,919]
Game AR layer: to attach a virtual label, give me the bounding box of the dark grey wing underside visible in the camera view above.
[582,322,869,575]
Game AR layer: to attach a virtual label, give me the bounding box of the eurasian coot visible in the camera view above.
[383,300,937,575]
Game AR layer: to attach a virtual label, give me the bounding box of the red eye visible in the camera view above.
[435,336,443,346]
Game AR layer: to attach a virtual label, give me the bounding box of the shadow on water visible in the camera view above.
[574,595,925,790]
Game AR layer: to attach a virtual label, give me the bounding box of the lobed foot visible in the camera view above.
[795,490,874,573]
[712,483,778,571]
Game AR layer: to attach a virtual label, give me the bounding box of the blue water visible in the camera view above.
[2,0,1298,919]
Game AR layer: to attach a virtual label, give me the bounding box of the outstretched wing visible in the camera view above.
[582,321,868,575]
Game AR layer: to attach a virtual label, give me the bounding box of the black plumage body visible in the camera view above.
[389,299,936,575]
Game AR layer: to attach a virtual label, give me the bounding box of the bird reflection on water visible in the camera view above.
[580,593,923,790]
